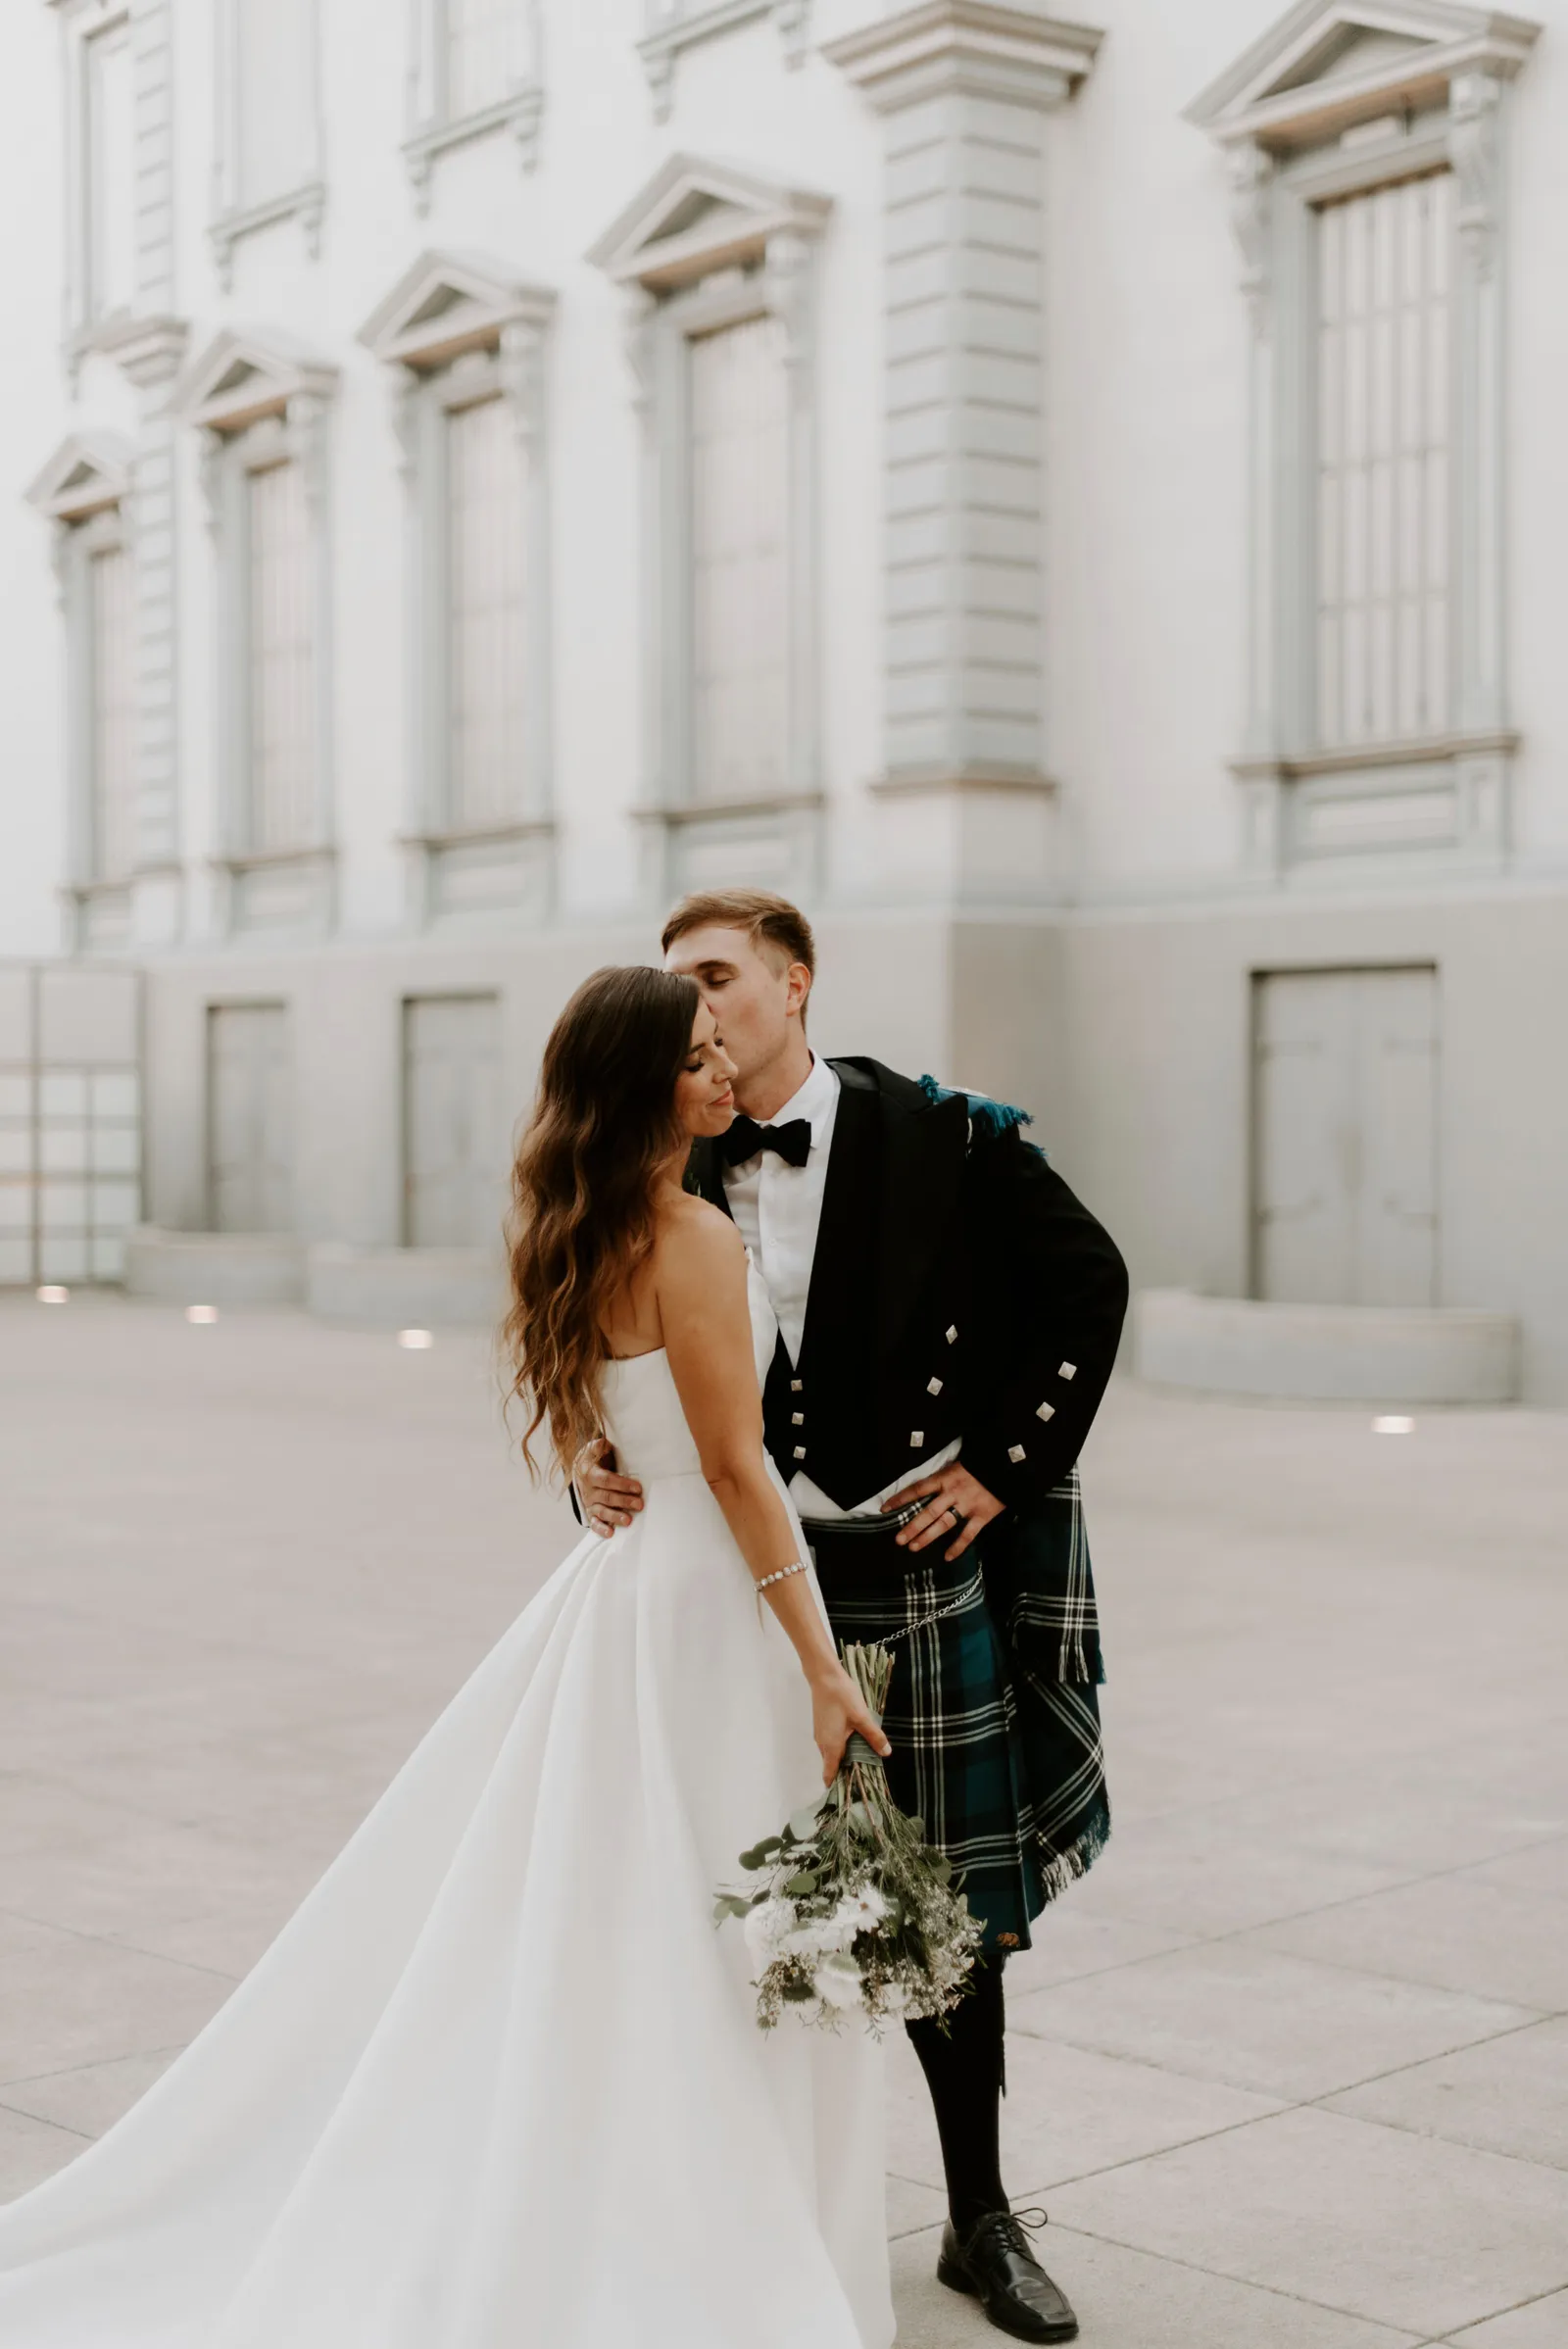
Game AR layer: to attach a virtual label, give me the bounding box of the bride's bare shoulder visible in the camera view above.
[653,1192,745,1281]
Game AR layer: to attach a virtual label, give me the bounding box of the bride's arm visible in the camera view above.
[658,1204,890,1782]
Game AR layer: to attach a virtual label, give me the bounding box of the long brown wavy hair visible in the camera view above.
[503,963,701,1479]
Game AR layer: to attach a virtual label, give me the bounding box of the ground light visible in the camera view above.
[36,1286,69,1304]
[1372,1415,1415,1435]
[398,1329,434,1350]
[185,1304,220,1325]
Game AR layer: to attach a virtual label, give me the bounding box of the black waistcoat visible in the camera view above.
[689,1060,966,1508]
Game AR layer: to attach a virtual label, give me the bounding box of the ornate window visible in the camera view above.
[1188,2,1542,877]
[638,1,810,123]
[176,329,338,938]
[359,252,556,923]
[404,0,544,211]
[51,0,137,363]
[590,157,829,898]
[211,0,325,288]
[689,312,791,802]
[26,434,139,947]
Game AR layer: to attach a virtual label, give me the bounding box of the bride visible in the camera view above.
[0,965,897,2349]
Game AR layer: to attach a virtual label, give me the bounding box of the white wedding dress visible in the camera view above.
[0,1264,894,2349]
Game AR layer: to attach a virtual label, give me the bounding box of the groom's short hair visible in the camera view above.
[661,889,816,979]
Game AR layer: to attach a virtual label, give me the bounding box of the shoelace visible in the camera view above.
[978,2206,1050,2260]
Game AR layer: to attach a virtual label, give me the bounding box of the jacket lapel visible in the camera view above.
[794,1066,879,1374]
[871,1076,968,1360]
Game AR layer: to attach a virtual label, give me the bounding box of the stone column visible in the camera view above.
[825,1,1100,905]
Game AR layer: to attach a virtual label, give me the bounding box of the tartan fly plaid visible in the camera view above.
[812,1482,1108,1955]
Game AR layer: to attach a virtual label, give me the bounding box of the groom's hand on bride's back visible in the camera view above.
[577,1439,645,1537]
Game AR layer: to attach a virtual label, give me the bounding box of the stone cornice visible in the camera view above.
[822,1,1103,113]
[172,326,338,434]
[588,154,831,293]
[93,312,190,390]
[358,250,556,371]
[25,430,136,522]
[1185,3,1541,151]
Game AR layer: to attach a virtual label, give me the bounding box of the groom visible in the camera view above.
[583,890,1128,2344]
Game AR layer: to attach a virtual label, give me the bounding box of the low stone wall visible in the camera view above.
[1135,1289,1520,1405]
[306,1245,506,1329]
[124,1227,307,1307]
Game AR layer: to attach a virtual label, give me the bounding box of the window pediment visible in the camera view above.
[357,251,556,371]
[1185,2,1541,148]
[173,327,338,434]
[26,431,135,522]
[587,154,830,293]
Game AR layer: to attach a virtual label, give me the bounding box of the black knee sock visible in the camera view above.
[904,1957,1008,2233]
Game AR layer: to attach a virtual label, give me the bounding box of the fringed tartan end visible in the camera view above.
[1035,1789,1112,1909]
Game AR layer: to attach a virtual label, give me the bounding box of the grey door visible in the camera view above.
[402,995,505,1248]
[1253,967,1439,1307]
[0,966,143,1286]
[208,1003,292,1234]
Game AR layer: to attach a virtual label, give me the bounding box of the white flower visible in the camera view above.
[876,1981,910,2015]
[743,1898,797,1965]
[813,1951,865,2010]
[837,1884,888,1931]
[779,1915,838,1957]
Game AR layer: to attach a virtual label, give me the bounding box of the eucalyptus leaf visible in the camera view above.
[788,1801,828,1841]
[784,1871,820,1896]
[738,1835,784,1872]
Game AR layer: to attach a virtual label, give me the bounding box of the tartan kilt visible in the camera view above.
[813,1530,1109,1956]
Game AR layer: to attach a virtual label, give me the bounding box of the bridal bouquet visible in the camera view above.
[714,1642,984,2031]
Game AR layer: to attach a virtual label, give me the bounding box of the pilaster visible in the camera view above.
[117,0,186,945]
[825,3,1102,906]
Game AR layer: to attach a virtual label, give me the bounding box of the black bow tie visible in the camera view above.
[719,1115,812,1169]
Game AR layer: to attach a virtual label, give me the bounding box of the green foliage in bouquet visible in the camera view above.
[714,1642,984,2031]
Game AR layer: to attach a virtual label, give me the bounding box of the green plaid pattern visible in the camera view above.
[814,1486,1109,1954]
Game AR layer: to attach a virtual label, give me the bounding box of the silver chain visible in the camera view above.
[881,1567,983,1646]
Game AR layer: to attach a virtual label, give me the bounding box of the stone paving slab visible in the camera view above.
[1044,2107,1568,2341]
[1250,1868,1568,2011]
[1009,1941,1541,2104]
[2,1292,1566,2344]
[1327,2014,1568,2172]
[1448,2289,1568,2346]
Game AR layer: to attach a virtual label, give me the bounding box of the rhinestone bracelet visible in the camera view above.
[756,1560,808,1591]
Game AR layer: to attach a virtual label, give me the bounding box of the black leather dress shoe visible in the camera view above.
[936,2208,1079,2342]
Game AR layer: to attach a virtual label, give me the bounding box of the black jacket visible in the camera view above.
[687,1057,1129,1512]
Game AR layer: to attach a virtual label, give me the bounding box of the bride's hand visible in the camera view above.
[810,1664,893,1786]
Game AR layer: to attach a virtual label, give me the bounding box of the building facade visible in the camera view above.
[3,0,1567,1394]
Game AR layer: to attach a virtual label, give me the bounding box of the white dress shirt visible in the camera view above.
[722,1054,960,1521]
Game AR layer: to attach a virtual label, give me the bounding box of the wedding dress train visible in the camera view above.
[0,1265,894,2348]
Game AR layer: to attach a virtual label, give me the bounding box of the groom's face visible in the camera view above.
[663,923,803,1087]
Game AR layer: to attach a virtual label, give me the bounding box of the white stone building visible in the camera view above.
[3,0,1566,1396]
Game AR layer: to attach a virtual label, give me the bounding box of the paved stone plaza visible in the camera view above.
[1,1292,1564,2345]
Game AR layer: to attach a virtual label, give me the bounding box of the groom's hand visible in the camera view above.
[577,1439,645,1537]
[884,1464,1003,1562]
